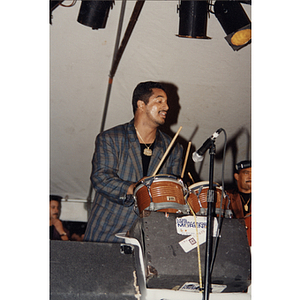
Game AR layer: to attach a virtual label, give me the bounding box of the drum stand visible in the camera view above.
[203,140,216,300]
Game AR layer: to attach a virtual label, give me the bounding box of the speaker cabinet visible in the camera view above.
[50,241,138,299]
[128,212,251,292]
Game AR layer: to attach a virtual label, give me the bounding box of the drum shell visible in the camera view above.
[188,182,228,216]
[134,175,187,214]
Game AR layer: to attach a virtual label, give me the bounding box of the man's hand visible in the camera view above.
[51,218,69,240]
[127,183,136,195]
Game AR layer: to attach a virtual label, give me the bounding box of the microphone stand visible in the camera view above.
[203,140,216,300]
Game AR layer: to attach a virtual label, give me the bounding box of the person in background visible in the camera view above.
[226,160,252,246]
[83,81,183,243]
[50,195,70,241]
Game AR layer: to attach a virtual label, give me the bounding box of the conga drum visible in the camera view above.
[133,174,189,215]
[187,181,229,217]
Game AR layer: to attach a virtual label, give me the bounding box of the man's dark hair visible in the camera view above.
[132,81,165,114]
[50,195,62,203]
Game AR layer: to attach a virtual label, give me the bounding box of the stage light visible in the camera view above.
[77,0,114,29]
[214,1,251,51]
[177,0,211,39]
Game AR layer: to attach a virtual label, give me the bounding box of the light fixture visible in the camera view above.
[77,0,114,29]
[214,1,251,51]
[177,0,211,39]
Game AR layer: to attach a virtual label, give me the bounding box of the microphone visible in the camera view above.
[192,129,222,162]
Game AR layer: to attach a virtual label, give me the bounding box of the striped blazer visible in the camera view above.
[84,119,183,242]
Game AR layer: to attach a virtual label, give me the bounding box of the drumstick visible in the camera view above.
[152,126,183,176]
[181,141,191,179]
[188,172,195,184]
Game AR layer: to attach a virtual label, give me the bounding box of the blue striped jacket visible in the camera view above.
[84,119,183,242]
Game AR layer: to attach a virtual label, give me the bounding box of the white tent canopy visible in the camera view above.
[50,1,251,201]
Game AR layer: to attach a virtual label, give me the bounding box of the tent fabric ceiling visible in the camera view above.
[50,1,251,200]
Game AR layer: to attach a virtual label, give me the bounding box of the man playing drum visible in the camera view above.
[83,81,183,242]
[226,160,252,246]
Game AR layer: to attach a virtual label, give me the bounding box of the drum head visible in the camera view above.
[189,181,220,191]
[134,174,182,195]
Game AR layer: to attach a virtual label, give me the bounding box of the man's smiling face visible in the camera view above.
[144,88,169,126]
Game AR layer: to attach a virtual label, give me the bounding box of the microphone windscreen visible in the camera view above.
[192,152,204,163]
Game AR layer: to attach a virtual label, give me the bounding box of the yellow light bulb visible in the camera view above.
[231,29,251,46]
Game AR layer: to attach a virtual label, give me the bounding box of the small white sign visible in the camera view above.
[176,216,218,236]
[176,216,218,252]
[179,282,201,292]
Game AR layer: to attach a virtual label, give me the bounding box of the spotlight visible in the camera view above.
[77,0,114,30]
[177,1,211,39]
[214,1,251,51]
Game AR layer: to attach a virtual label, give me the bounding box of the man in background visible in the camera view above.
[50,195,69,241]
[226,160,251,245]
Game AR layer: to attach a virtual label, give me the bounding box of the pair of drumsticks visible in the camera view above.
[152,126,192,181]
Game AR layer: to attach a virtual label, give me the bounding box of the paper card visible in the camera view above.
[179,235,204,253]
[179,282,227,293]
[177,216,219,253]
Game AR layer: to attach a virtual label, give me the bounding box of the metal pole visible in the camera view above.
[100,0,128,133]
[109,0,146,79]
[203,141,216,300]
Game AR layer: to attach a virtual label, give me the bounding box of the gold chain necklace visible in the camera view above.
[135,126,153,156]
[240,194,251,212]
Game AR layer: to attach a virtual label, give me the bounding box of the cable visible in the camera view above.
[60,0,77,8]
[187,201,203,292]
